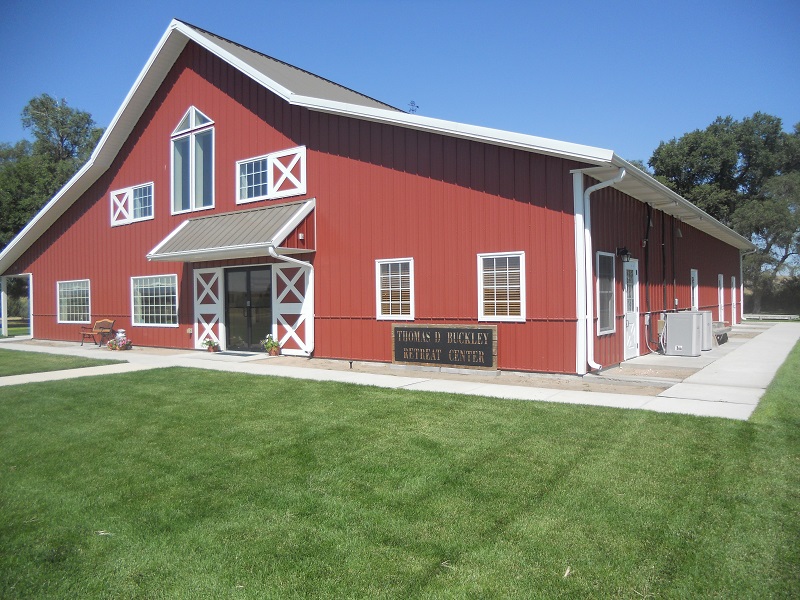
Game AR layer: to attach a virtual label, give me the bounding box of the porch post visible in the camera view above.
[1,277,8,337]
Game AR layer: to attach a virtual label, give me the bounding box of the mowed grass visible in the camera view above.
[0,325,30,338]
[1,347,798,598]
[0,348,122,377]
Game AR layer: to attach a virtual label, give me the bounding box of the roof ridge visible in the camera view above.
[175,19,401,112]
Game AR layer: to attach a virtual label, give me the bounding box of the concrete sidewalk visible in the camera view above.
[1,322,798,420]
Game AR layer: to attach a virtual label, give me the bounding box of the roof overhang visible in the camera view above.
[0,18,753,275]
[147,199,315,262]
[574,156,755,252]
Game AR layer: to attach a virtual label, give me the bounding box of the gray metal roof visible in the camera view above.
[182,21,399,112]
[147,199,315,262]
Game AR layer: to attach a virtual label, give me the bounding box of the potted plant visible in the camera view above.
[260,334,280,356]
[202,338,221,352]
[107,336,133,351]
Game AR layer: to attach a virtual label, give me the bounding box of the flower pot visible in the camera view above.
[207,346,220,352]
[269,347,279,356]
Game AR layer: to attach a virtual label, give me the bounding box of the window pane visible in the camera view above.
[481,254,522,319]
[597,254,615,333]
[377,260,412,319]
[58,280,90,323]
[195,130,213,208]
[173,137,190,212]
[239,157,269,200]
[132,275,178,326]
[132,184,153,220]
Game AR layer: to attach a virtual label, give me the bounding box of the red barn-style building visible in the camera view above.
[0,20,753,375]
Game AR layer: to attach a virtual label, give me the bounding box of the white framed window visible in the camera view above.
[718,273,725,322]
[236,146,307,204]
[110,182,154,226]
[237,154,270,202]
[171,106,214,214]
[596,252,615,335]
[376,258,414,320]
[131,275,178,327]
[478,251,525,322]
[57,279,90,324]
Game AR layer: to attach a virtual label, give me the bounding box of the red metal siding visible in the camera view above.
[11,39,736,373]
[590,180,741,367]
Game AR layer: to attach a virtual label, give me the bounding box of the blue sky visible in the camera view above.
[1,0,798,163]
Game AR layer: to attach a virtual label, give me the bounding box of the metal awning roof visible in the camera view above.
[147,199,315,262]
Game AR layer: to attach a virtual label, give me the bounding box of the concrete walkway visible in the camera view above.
[1,322,798,420]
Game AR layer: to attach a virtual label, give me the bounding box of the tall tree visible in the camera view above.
[1,94,103,250]
[649,112,800,313]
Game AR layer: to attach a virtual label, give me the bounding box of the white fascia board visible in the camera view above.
[148,243,314,263]
[269,199,316,247]
[175,22,614,165]
[292,95,615,164]
[0,22,190,276]
[146,219,190,258]
[174,21,295,103]
[609,155,755,251]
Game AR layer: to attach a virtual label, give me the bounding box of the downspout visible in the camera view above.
[583,168,626,371]
[267,244,315,355]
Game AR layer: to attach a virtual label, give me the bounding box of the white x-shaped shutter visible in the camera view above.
[269,146,306,199]
[273,263,314,356]
[111,189,132,225]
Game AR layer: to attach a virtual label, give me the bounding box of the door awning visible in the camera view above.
[147,199,315,262]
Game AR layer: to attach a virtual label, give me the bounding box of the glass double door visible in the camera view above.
[225,267,272,351]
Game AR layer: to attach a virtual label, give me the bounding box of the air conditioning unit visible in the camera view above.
[664,312,702,357]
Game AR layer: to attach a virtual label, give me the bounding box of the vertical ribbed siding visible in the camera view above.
[590,180,740,367]
[18,39,597,372]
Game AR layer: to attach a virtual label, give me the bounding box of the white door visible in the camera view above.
[194,268,224,349]
[623,260,640,360]
[718,274,725,322]
[273,263,314,356]
[690,269,699,311]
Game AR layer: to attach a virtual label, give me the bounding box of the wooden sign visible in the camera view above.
[392,324,497,369]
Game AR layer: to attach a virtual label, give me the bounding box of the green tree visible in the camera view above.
[649,112,800,313]
[0,94,103,250]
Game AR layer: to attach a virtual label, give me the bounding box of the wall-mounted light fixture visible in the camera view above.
[676,226,683,238]
[616,247,632,262]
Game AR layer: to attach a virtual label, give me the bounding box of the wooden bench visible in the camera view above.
[80,319,115,346]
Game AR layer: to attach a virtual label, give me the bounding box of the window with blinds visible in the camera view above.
[478,252,525,322]
[376,259,414,320]
[597,252,615,334]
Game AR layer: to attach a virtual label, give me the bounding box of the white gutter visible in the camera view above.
[267,245,314,356]
[581,168,626,372]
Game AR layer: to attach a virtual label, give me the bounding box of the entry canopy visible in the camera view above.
[147,199,314,262]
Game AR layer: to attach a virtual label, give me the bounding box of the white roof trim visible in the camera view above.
[0,19,752,274]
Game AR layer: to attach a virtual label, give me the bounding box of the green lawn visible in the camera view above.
[0,346,797,598]
[0,348,122,377]
[0,325,30,338]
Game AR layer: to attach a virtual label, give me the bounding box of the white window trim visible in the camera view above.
[130,274,179,328]
[171,107,215,215]
[110,182,155,226]
[477,251,526,323]
[236,146,307,204]
[375,258,415,321]
[236,152,271,204]
[596,251,616,336]
[56,279,91,324]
